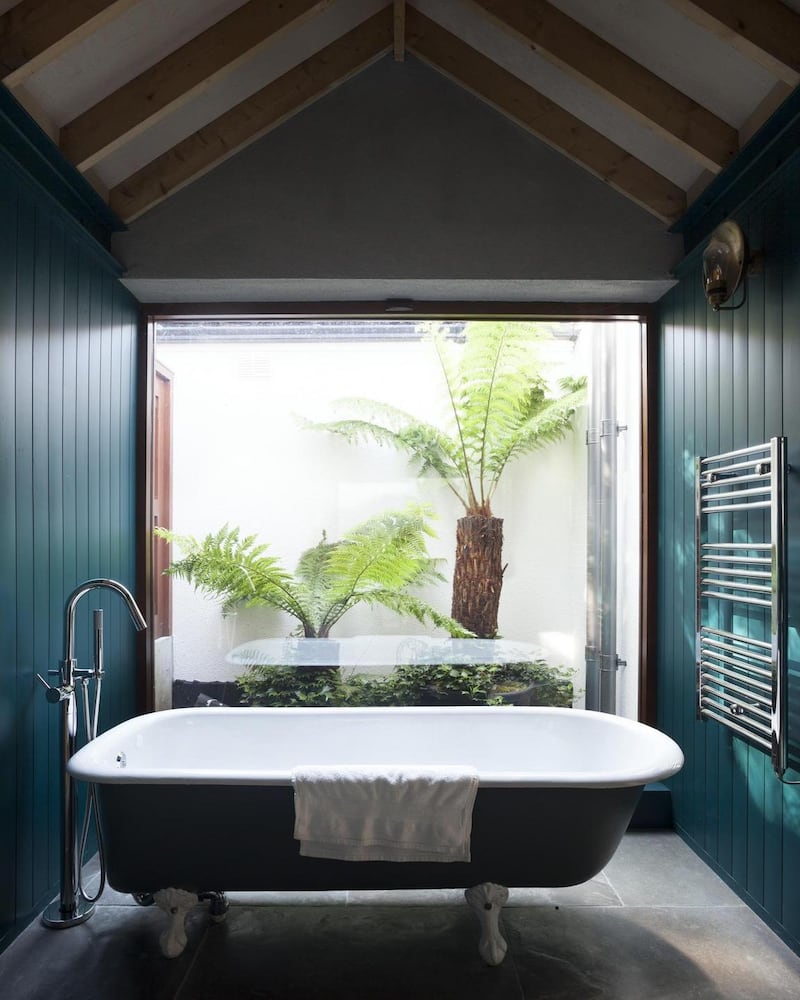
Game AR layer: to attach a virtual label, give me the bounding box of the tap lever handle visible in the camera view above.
[36,674,69,703]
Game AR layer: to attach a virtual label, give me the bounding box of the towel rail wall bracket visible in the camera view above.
[695,437,789,777]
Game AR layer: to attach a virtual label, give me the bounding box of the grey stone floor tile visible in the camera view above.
[506,874,621,909]
[177,904,525,1000]
[0,904,206,1000]
[504,904,800,1000]
[602,831,743,907]
[2,834,798,999]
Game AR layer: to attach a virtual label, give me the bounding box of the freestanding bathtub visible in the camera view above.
[67,706,683,964]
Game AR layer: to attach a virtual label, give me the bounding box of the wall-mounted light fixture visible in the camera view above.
[702,220,748,311]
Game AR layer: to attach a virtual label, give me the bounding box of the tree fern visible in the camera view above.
[155,504,469,639]
[305,322,586,518]
[302,322,587,637]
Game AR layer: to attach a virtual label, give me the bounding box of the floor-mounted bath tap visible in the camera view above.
[39,579,147,929]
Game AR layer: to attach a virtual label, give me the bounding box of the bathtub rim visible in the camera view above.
[67,705,684,789]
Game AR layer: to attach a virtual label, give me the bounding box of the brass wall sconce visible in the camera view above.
[702,220,751,311]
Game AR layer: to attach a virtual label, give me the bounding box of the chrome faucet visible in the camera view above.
[40,579,147,929]
[62,578,147,689]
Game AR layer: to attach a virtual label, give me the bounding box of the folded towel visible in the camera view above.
[292,764,479,863]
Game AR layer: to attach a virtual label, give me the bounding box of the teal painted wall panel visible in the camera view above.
[0,149,140,950]
[658,152,800,952]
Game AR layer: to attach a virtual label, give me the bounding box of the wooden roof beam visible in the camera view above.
[468,0,737,174]
[406,8,686,225]
[109,8,393,223]
[61,0,336,171]
[1,0,137,87]
[665,0,800,87]
[394,0,405,61]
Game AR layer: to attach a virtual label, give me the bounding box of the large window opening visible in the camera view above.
[151,317,643,718]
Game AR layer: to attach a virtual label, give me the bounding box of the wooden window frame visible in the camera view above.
[135,301,658,722]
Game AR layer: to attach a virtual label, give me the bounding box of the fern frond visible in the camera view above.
[355,590,475,639]
[291,532,337,635]
[302,401,468,507]
[315,504,444,634]
[155,524,309,625]
[432,322,543,508]
[484,377,588,498]
[301,322,585,521]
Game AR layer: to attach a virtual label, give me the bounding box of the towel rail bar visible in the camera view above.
[700,640,772,668]
[701,542,771,550]
[700,700,772,737]
[699,442,775,463]
[700,590,771,607]
[699,626,771,649]
[700,500,771,514]
[701,476,764,490]
[699,653,773,682]
[700,578,771,595]
[700,669,772,700]
[699,707,774,752]
[701,689,772,725]
[701,560,771,571]
[699,566,771,580]
[700,486,771,503]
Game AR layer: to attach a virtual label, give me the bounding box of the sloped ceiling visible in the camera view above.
[2,0,798,303]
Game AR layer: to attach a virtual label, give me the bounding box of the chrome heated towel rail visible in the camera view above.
[696,438,788,776]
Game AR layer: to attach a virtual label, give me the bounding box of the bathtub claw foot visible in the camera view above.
[153,888,198,958]
[465,882,509,966]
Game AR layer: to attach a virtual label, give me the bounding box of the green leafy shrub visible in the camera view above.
[237,658,573,708]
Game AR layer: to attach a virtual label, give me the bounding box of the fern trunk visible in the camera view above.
[451,515,504,638]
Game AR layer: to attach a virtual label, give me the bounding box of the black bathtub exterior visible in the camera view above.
[95,782,643,894]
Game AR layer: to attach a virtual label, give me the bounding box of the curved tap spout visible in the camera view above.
[63,579,147,680]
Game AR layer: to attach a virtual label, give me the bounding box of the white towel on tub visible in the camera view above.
[292,765,479,862]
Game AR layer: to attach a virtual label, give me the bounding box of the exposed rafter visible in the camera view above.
[109,9,393,223]
[393,0,405,62]
[405,8,686,224]
[8,0,795,230]
[665,0,800,87]
[60,0,335,171]
[468,0,737,174]
[0,0,137,88]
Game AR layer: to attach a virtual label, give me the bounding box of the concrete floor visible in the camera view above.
[2,832,799,999]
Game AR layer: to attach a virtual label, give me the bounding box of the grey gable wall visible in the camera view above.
[114,55,682,303]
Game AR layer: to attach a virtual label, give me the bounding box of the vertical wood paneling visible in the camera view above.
[46,219,66,881]
[0,151,140,950]
[0,175,19,938]
[14,186,36,914]
[658,151,800,953]
[31,201,52,905]
[780,156,800,943]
